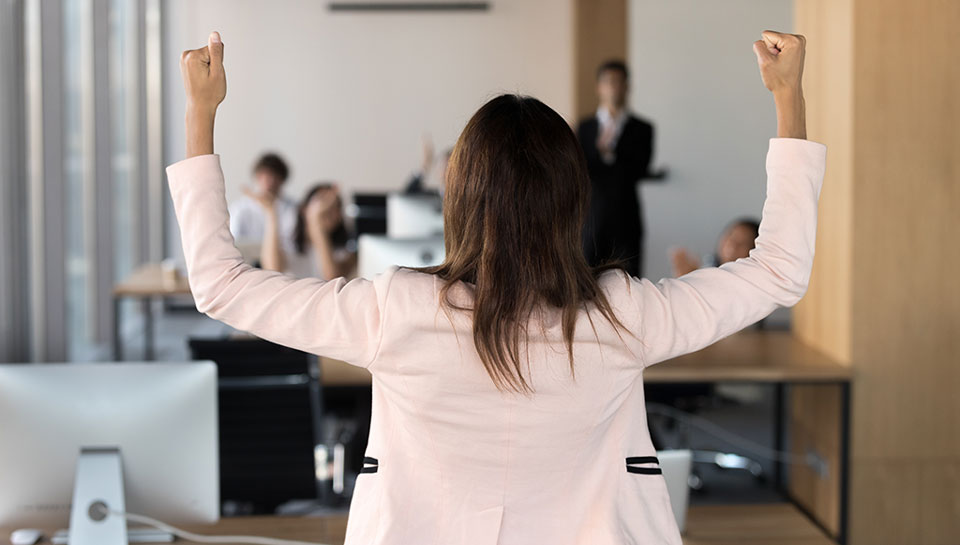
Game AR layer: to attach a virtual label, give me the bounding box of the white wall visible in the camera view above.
[163,0,574,206]
[628,0,792,283]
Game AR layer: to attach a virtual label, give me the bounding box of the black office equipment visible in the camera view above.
[188,338,323,514]
[352,193,388,236]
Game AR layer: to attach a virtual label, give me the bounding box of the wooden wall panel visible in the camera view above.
[848,461,922,545]
[789,2,855,538]
[793,0,960,543]
[919,462,960,545]
[572,0,627,121]
[791,0,855,366]
[850,0,960,459]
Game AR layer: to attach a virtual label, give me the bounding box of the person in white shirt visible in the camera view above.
[228,152,298,259]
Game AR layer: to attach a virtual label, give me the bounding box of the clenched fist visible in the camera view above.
[180,31,226,115]
[753,30,807,139]
[753,30,805,94]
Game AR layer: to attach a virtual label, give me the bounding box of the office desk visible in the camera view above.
[1,503,832,545]
[112,263,191,361]
[320,331,852,385]
[320,331,851,543]
[646,331,852,545]
[644,331,852,383]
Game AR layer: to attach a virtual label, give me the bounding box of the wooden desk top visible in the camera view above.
[319,330,852,387]
[644,330,852,384]
[113,263,192,297]
[682,503,835,545]
[0,503,832,544]
[320,358,372,386]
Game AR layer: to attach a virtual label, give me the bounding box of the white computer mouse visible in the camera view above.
[10,528,43,545]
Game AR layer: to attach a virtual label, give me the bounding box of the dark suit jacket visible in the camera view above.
[577,114,654,277]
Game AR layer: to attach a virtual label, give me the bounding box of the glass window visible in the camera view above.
[110,0,137,284]
[63,0,93,359]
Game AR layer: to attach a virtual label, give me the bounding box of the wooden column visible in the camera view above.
[793,1,960,543]
[572,0,627,121]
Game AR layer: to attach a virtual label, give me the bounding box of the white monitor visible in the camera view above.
[0,362,219,543]
[358,235,445,279]
[386,193,443,238]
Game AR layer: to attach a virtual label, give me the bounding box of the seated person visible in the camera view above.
[228,152,297,260]
[249,182,356,280]
[670,218,761,276]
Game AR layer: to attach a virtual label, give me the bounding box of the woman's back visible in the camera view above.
[347,268,671,544]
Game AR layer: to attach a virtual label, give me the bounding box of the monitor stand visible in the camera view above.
[64,447,173,545]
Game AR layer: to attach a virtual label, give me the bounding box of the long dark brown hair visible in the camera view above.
[419,94,630,393]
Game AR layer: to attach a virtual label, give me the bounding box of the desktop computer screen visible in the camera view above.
[0,362,218,539]
[357,235,445,279]
[386,193,443,239]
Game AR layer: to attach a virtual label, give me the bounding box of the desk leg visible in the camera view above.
[837,382,851,545]
[112,297,122,361]
[773,383,785,489]
[143,298,155,361]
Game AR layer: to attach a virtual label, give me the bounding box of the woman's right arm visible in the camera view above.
[172,32,394,367]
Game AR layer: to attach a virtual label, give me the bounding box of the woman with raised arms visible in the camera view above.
[169,30,823,545]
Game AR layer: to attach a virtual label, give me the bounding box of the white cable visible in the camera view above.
[646,402,821,468]
[105,508,331,545]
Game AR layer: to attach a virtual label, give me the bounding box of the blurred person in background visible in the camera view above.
[247,182,356,280]
[577,60,657,277]
[228,152,298,260]
[670,218,761,277]
[404,134,450,195]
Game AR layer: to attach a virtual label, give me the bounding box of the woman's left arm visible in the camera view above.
[172,33,393,367]
[626,31,824,367]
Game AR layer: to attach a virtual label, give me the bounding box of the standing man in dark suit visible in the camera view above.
[577,60,656,277]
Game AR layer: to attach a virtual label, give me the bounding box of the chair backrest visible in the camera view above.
[188,338,322,514]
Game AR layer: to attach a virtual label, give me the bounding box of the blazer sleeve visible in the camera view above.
[627,138,826,367]
[166,154,394,367]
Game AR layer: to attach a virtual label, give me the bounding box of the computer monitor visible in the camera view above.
[386,193,443,239]
[0,362,218,544]
[357,234,445,279]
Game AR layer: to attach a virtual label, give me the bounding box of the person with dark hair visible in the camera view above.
[171,30,822,544]
[577,59,657,277]
[670,217,763,276]
[247,181,356,279]
[227,152,297,257]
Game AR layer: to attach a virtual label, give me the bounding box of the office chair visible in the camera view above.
[645,383,765,491]
[350,193,388,236]
[188,338,328,514]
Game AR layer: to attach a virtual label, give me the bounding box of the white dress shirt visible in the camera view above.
[596,106,629,164]
[228,193,298,256]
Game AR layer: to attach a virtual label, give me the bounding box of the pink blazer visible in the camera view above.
[167,138,826,545]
